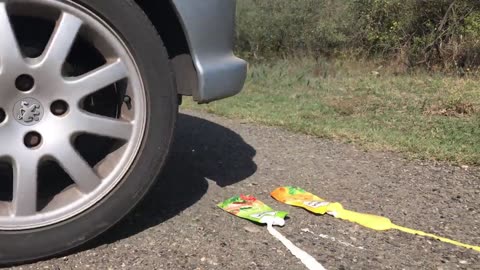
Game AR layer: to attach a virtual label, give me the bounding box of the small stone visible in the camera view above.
[244,226,261,233]
[459,260,468,264]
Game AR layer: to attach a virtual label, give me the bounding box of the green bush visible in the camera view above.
[236,0,353,59]
[236,0,480,72]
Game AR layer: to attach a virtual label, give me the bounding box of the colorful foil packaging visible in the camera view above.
[218,195,288,226]
[271,186,480,252]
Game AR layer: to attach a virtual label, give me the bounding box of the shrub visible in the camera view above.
[236,0,353,59]
[236,0,480,72]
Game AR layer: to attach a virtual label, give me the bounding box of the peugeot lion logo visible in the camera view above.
[13,98,44,126]
[17,101,41,123]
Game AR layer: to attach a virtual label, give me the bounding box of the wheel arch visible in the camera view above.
[135,0,198,97]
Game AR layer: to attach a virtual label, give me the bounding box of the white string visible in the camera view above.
[266,222,327,270]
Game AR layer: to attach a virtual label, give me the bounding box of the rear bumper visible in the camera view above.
[172,0,247,103]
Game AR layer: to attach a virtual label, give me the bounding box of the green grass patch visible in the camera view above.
[183,58,480,165]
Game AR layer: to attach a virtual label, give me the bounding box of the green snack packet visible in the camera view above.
[218,195,288,226]
[218,195,326,269]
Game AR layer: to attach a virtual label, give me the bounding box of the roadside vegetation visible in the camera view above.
[184,0,480,165]
[236,0,480,72]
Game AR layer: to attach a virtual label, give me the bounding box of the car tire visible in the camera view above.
[0,0,177,264]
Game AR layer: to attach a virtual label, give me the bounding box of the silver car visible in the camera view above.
[0,0,246,263]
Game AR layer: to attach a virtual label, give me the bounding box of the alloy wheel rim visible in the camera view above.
[0,0,147,230]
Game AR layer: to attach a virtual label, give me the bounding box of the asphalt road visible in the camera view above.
[8,110,480,270]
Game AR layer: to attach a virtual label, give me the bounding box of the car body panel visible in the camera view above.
[171,0,247,103]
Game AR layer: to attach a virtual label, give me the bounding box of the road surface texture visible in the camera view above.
[7,110,480,270]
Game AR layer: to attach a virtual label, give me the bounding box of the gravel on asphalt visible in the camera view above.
[8,110,480,270]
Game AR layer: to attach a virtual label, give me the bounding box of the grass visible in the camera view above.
[183,57,480,165]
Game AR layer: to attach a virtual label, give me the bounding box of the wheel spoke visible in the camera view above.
[75,112,133,141]
[55,143,101,193]
[0,0,147,230]
[12,157,38,216]
[0,133,8,158]
[0,3,24,73]
[66,60,128,100]
[40,12,82,70]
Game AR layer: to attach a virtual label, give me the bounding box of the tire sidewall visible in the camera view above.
[0,0,177,264]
